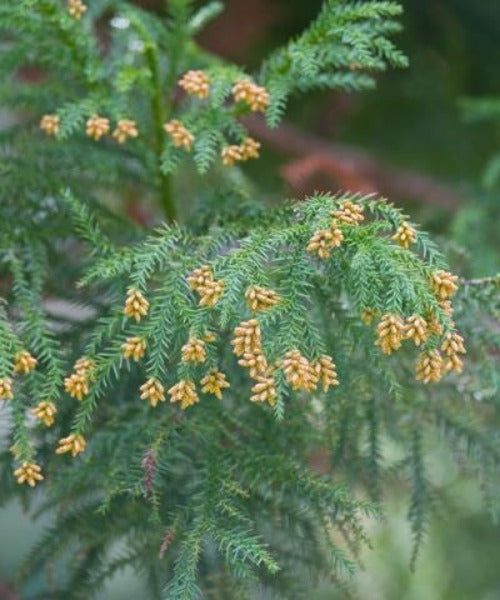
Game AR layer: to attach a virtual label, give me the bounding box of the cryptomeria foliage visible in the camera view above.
[0,1,498,598]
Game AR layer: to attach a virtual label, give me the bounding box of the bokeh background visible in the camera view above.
[1,1,499,598]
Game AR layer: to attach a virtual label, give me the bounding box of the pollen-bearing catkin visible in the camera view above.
[307,228,343,259]
[375,314,405,354]
[56,433,86,456]
[32,401,57,427]
[64,372,89,400]
[240,137,261,160]
[250,371,277,406]
[430,270,458,300]
[140,378,165,408]
[232,80,270,112]
[187,265,213,291]
[245,286,280,312]
[14,350,38,374]
[178,70,210,99]
[0,378,13,400]
[313,355,339,392]
[112,119,138,144]
[122,337,146,362]
[392,221,417,248]
[168,379,199,410]
[124,288,149,322]
[40,114,59,136]
[187,266,224,307]
[221,145,243,166]
[361,308,378,326]
[231,319,262,356]
[404,315,428,347]
[68,0,87,19]
[221,138,261,166]
[441,331,466,374]
[86,115,110,140]
[198,279,225,307]
[238,350,268,379]
[200,370,230,399]
[415,350,443,383]
[282,349,318,392]
[14,462,43,487]
[164,120,194,151]
[181,338,206,363]
[331,200,364,225]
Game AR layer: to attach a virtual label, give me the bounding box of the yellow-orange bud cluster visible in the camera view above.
[181,338,206,363]
[164,120,194,151]
[200,370,230,399]
[14,350,38,374]
[361,308,378,326]
[187,265,225,307]
[331,201,364,225]
[168,379,199,410]
[221,137,261,166]
[64,372,89,401]
[178,70,210,98]
[307,227,344,260]
[231,319,262,356]
[314,355,339,393]
[250,372,277,406]
[124,288,149,321]
[14,462,43,487]
[232,80,270,112]
[375,313,405,354]
[40,114,59,136]
[86,115,110,140]
[140,378,165,408]
[404,315,428,347]
[431,270,458,300]
[68,0,87,19]
[282,349,318,392]
[415,350,443,383]
[232,319,268,378]
[32,401,57,427]
[392,221,417,248]
[112,119,138,144]
[122,336,146,362]
[441,331,466,374]
[56,433,86,456]
[245,285,280,312]
[74,356,95,377]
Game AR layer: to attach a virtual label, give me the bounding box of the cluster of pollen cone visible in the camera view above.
[41,64,268,168]
[368,269,465,382]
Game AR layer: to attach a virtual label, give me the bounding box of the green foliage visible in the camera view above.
[0,1,498,599]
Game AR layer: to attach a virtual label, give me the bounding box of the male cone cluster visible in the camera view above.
[307,200,365,260]
[168,379,199,410]
[232,79,270,112]
[187,265,225,307]
[164,120,194,151]
[200,370,230,399]
[245,285,280,312]
[14,462,43,487]
[14,350,38,374]
[56,433,87,456]
[32,401,57,427]
[181,338,206,363]
[140,378,165,408]
[221,138,261,166]
[179,70,210,98]
[124,288,149,322]
[392,221,417,248]
[122,336,147,362]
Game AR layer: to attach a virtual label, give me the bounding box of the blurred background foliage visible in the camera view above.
[1,0,499,598]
